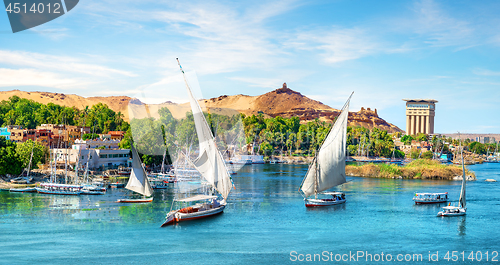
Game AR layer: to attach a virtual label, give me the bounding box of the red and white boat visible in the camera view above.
[299,93,352,207]
[161,195,225,226]
[413,192,448,204]
[161,59,234,226]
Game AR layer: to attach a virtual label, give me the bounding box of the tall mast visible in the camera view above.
[458,133,466,209]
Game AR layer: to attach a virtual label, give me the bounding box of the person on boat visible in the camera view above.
[212,198,219,208]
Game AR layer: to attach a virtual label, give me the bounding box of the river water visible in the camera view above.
[1,163,499,264]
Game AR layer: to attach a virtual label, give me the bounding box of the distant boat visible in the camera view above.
[36,149,83,195]
[413,192,448,204]
[299,93,352,207]
[161,59,234,226]
[11,145,34,184]
[437,137,466,217]
[116,145,154,203]
[9,187,37,193]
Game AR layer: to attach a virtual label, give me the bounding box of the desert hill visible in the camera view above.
[0,85,403,133]
[203,83,402,133]
[0,90,132,121]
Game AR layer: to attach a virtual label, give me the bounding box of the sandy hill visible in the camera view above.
[203,83,402,133]
[1,85,403,133]
[0,90,132,121]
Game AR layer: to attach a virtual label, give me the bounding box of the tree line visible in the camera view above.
[0,96,129,133]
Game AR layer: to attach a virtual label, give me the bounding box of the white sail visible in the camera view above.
[458,142,466,209]
[178,59,233,200]
[125,145,154,197]
[300,95,351,198]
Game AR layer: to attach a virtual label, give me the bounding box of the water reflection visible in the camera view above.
[458,217,466,236]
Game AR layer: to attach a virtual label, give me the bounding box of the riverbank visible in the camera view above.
[346,159,476,180]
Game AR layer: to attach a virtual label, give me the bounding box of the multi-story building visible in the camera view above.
[53,139,131,170]
[403,99,438,135]
[74,138,120,149]
[108,131,125,140]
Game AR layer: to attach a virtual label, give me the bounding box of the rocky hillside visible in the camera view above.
[204,83,402,132]
[0,85,403,133]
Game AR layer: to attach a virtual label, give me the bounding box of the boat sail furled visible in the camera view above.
[180,59,233,200]
[300,95,351,198]
[458,146,466,209]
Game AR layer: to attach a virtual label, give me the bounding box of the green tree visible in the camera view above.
[0,137,22,175]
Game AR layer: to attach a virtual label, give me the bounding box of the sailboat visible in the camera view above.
[36,149,83,195]
[299,93,352,207]
[437,137,466,217]
[161,59,234,226]
[10,145,37,192]
[116,145,154,203]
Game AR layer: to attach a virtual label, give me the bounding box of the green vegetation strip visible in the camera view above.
[346,159,475,180]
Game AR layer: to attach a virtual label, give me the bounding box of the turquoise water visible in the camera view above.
[1,163,499,264]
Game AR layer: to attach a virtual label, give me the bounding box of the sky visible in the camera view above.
[0,0,499,134]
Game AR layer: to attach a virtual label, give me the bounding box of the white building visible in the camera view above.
[53,139,131,170]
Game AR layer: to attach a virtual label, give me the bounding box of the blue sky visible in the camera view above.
[1,0,499,134]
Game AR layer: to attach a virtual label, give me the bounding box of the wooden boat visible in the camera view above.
[161,59,234,226]
[161,195,224,226]
[36,183,82,195]
[299,93,352,207]
[305,192,345,207]
[413,192,448,204]
[10,187,37,193]
[117,197,153,203]
[438,137,466,217]
[116,145,154,203]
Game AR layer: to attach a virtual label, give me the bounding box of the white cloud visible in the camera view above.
[0,50,137,77]
[290,27,383,64]
[473,68,500,76]
[0,68,83,88]
[408,0,475,48]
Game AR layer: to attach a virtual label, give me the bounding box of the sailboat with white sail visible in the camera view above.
[116,145,154,203]
[299,93,352,207]
[437,137,466,217]
[161,59,234,226]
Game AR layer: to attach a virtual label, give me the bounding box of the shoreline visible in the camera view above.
[345,159,476,181]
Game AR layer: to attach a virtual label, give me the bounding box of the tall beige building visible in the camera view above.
[403,99,437,135]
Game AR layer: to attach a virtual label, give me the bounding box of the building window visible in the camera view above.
[100,154,107,158]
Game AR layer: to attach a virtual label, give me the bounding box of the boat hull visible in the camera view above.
[10,187,37,193]
[161,205,225,227]
[36,188,81,195]
[414,199,448,204]
[116,197,153,203]
[437,211,466,217]
[305,198,346,207]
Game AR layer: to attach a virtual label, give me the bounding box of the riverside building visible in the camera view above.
[403,99,437,135]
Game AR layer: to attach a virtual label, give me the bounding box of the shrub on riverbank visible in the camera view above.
[346,159,475,180]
